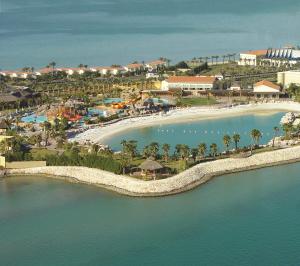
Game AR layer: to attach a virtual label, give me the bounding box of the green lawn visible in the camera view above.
[179,97,218,106]
[30,148,58,160]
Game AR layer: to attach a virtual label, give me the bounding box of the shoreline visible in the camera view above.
[5,145,300,197]
[70,102,300,145]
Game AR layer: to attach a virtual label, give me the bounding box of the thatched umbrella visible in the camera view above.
[139,159,163,180]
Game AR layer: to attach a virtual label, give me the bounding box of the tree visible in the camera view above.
[223,135,231,152]
[198,143,207,158]
[48,61,56,76]
[35,134,42,147]
[162,143,170,162]
[125,140,138,159]
[287,83,300,98]
[191,148,198,162]
[250,129,262,147]
[210,143,218,158]
[232,134,241,150]
[43,121,52,147]
[148,142,159,158]
[175,61,189,69]
[272,126,280,147]
[175,144,190,160]
[282,123,293,139]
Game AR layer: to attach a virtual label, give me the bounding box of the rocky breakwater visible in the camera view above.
[6,146,300,197]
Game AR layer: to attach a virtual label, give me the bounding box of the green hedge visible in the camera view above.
[46,153,122,174]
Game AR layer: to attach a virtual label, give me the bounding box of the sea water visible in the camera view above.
[1,163,300,266]
[1,0,300,69]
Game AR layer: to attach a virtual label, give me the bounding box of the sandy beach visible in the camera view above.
[70,102,300,145]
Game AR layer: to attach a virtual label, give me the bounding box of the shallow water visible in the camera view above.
[1,163,300,265]
[1,0,300,69]
[105,112,284,152]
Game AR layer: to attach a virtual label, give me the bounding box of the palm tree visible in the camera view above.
[198,143,207,158]
[43,121,52,147]
[282,123,293,139]
[162,143,170,162]
[0,138,11,155]
[48,61,56,76]
[35,134,42,147]
[121,139,127,153]
[223,134,231,152]
[272,126,280,147]
[148,142,159,158]
[191,148,198,162]
[250,129,262,148]
[232,134,241,150]
[210,143,218,158]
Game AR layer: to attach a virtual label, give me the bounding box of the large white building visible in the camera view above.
[277,70,300,88]
[239,50,267,66]
[264,47,300,66]
[161,76,217,95]
[253,80,281,99]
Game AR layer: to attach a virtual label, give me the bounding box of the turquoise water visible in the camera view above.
[21,114,47,123]
[103,98,124,104]
[1,0,300,69]
[87,108,104,116]
[2,163,300,265]
[105,112,284,152]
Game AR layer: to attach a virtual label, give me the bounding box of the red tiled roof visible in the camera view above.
[254,80,280,90]
[147,60,166,66]
[167,76,216,84]
[241,49,268,56]
[37,68,54,74]
[127,63,143,69]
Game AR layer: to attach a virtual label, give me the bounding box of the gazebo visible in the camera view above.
[139,158,164,180]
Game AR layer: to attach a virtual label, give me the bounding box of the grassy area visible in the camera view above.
[30,148,58,160]
[180,97,218,106]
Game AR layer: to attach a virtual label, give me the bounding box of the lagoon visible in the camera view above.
[105,112,284,152]
[2,163,300,265]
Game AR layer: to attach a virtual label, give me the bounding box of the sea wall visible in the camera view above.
[6,146,300,197]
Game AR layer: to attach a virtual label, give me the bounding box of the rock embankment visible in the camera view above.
[6,146,300,197]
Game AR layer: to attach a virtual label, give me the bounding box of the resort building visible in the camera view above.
[253,80,281,99]
[59,68,86,76]
[145,60,167,71]
[0,120,9,135]
[228,82,241,91]
[0,87,39,108]
[35,68,55,76]
[238,50,268,66]
[161,76,217,95]
[89,66,126,76]
[125,63,144,73]
[0,71,29,79]
[263,47,300,67]
[277,70,300,88]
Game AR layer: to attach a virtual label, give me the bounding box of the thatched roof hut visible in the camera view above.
[139,159,163,171]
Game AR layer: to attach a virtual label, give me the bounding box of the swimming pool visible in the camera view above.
[88,108,104,116]
[103,98,123,104]
[21,114,47,123]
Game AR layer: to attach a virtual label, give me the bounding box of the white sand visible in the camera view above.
[70,102,300,145]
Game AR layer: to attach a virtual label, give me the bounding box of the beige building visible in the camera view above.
[161,76,217,95]
[253,80,281,99]
[239,50,267,66]
[277,70,300,89]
